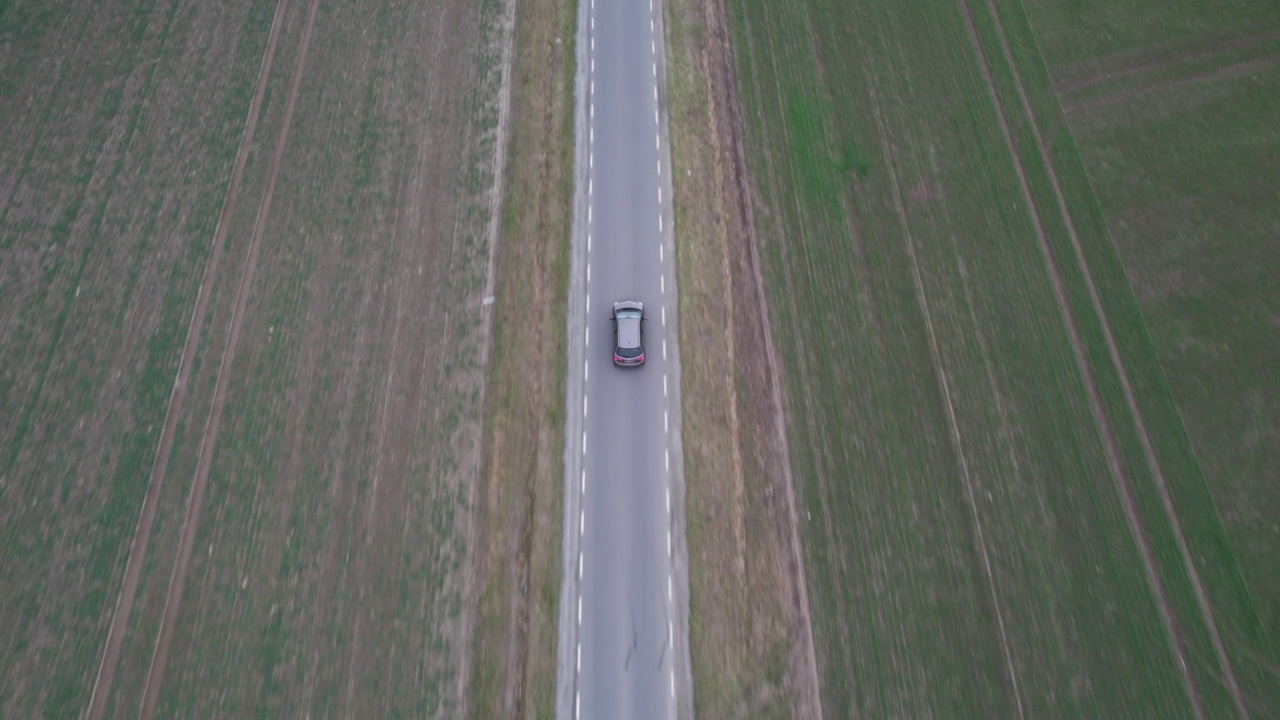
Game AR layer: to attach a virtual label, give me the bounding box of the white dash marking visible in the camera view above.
[583,395,588,418]
[668,575,673,601]
[658,214,663,233]
[663,374,668,397]
[665,449,670,473]
[582,468,586,494]
[585,326,589,347]
[584,358,589,382]
[666,487,671,512]
[578,596,583,625]
[661,306,666,326]
[663,339,667,359]
[664,410,668,433]
[583,430,587,456]
[580,508,585,536]
[659,244,664,262]
[660,275,665,294]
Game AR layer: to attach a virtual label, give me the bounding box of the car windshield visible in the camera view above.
[616,309,641,319]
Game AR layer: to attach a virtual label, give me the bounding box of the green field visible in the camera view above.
[722,0,1278,716]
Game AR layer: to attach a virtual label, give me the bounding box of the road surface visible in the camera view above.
[557,0,692,717]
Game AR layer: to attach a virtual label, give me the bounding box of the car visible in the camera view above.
[611,300,646,366]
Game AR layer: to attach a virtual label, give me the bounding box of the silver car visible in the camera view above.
[611,300,646,367]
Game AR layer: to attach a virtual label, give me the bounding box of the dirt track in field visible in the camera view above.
[962,0,1249,717]
[1054,29,1280,93]
[82,2,294,717]
[134,2,321,716]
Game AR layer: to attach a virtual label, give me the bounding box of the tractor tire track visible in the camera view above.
[135,1,321,718]
[1064,52,1280,113]
[83,1,293,717]
[983,0,1249,716]
[957,1,1210,717]
[1056,29,1280,94]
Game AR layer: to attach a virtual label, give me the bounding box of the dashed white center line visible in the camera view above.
[660,275,665,294]
[664,410,668,433]
[659,244,663,262]
[663,374,667,397]
[661,306,666,326]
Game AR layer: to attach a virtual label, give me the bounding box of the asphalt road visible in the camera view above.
[557,0,692,717]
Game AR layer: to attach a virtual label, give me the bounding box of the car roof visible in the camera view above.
[617,314,642,348]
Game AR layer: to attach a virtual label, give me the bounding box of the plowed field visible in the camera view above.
[1,0,512,716]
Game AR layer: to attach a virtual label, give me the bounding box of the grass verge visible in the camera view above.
[470,0,576,717]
